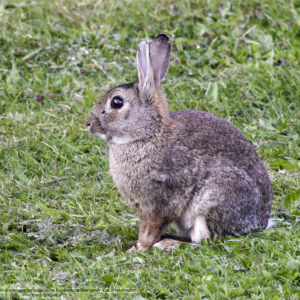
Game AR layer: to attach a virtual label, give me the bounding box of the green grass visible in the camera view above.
[0,0,300,299]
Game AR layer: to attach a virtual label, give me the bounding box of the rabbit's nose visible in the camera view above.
[86,114,94,127]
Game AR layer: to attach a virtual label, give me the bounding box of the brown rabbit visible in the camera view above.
[86,34,273,251]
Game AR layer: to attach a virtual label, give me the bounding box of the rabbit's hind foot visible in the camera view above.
[152,238,183,251]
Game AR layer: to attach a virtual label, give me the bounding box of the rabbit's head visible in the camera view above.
[86,34,173,144]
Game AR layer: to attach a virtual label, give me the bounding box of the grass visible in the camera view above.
[0,0,300,299]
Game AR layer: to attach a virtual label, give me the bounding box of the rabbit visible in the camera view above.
[86,34,273,251]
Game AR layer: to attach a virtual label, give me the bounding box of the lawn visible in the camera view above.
[0,0,300,299]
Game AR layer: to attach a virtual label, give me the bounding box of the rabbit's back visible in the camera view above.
[170,110,273,230]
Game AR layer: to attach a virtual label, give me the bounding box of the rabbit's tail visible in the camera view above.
[265,218,276,229]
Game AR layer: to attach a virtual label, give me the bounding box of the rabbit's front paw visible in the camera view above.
[137,241,152,252]
[126,246,136,253]
[152,238,182,251]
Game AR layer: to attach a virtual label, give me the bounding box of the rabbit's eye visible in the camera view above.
[111,97,123,109]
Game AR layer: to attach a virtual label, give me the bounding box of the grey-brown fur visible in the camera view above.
[86,34,273,250]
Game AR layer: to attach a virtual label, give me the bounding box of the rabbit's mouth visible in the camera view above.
[86,113,107,141]
[90,130,107,141]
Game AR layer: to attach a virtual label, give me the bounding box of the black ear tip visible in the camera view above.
[154,33,170,44]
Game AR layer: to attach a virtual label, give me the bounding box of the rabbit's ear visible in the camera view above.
[150,34,171,85]
[137,40,154,99]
